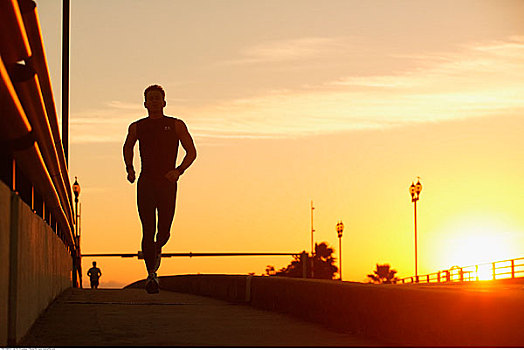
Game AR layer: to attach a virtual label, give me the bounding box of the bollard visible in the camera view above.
[301,252,307,278]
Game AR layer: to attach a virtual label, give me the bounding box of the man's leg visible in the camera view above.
[155,181,177,271]
[137,176,157,273]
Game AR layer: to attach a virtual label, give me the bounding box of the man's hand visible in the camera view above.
[165,169,181,183]
[127,169,136,183]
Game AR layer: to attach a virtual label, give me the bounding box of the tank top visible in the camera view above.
[134,116,180,177]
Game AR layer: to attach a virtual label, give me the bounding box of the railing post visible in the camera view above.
[301,252,307,278]
[511,260,515,279]
[492,262,496,280]
[459,268,464,282]
[426,275,429,283]
[476,265,479,281]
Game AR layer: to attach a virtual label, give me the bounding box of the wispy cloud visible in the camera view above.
[72,37,524,143]
[70,101,144,143]
[188,37,524,138]
[222,37,348,65]
[106,100,143,110]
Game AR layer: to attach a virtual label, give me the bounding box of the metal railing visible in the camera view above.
[82,251,301,258]
[1,1,76,253]
[82,251,310,278]
[399,257,524,284]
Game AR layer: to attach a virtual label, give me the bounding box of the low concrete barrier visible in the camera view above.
[126,274,524,347]
[126,274,250,304]
[0,182,72,346]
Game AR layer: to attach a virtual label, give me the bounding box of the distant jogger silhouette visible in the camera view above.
[123,85,197,294]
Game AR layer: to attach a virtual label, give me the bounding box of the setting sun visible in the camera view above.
[439,219,518,271]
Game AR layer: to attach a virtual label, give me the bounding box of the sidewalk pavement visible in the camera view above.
[20,288,384,347]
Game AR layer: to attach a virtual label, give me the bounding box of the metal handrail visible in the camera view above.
[0,0,32,64]
[19,0,73,207]
[8,63,74,224]
[399,257,524,284]
[82,252,301,258]
[0,57,74,248]
[0,1,76,252]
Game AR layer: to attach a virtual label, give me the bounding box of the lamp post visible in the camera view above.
[310,200,315,278]
[409,178,422,283]
[72,177,81,241]
[72,177,81,287]
[336,221,344,281]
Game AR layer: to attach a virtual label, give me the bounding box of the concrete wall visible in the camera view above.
[0,181,72,346]
[0,182,11,346]
[127,274,524,347]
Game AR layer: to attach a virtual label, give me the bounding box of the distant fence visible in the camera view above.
[399,257,524,284]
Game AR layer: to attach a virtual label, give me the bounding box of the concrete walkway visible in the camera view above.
[20,288,383,347]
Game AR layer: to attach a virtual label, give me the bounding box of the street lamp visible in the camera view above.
[72,177,81,287]
[72,177,80,239]
[336,221,344,281]
[409,178,422,282]
[310,200,315,278]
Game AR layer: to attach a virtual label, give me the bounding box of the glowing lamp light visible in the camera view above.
[415,180,422,195]
[73,177,81,201]
[410,179,422,203]
[336,221,344,238]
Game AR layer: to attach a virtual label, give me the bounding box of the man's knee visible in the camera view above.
[157,232,170,247]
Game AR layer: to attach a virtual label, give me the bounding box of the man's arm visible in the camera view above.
[165,120,197,183]
[123,123,138,183]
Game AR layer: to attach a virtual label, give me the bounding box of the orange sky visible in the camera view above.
[36,0,524,287]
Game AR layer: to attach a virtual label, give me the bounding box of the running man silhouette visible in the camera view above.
[87,261,102,289]
[123,85,197,294]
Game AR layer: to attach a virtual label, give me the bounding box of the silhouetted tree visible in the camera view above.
[311,242,338,279]
[265,265,276,276]
[269,242,338,279]
[367,264,398,284]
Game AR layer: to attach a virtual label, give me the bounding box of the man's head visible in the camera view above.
[144,84,166,114]
[92,261,97,267]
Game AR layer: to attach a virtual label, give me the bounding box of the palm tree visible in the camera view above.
[274,242,338,279]
[312,242,338,279]
[265,265,275,276]
[367,264,398,284]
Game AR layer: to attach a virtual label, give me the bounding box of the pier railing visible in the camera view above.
[399,257,524,284]
[0,1,76,255]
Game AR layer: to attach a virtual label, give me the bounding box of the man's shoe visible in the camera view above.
[145,273,159,294]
